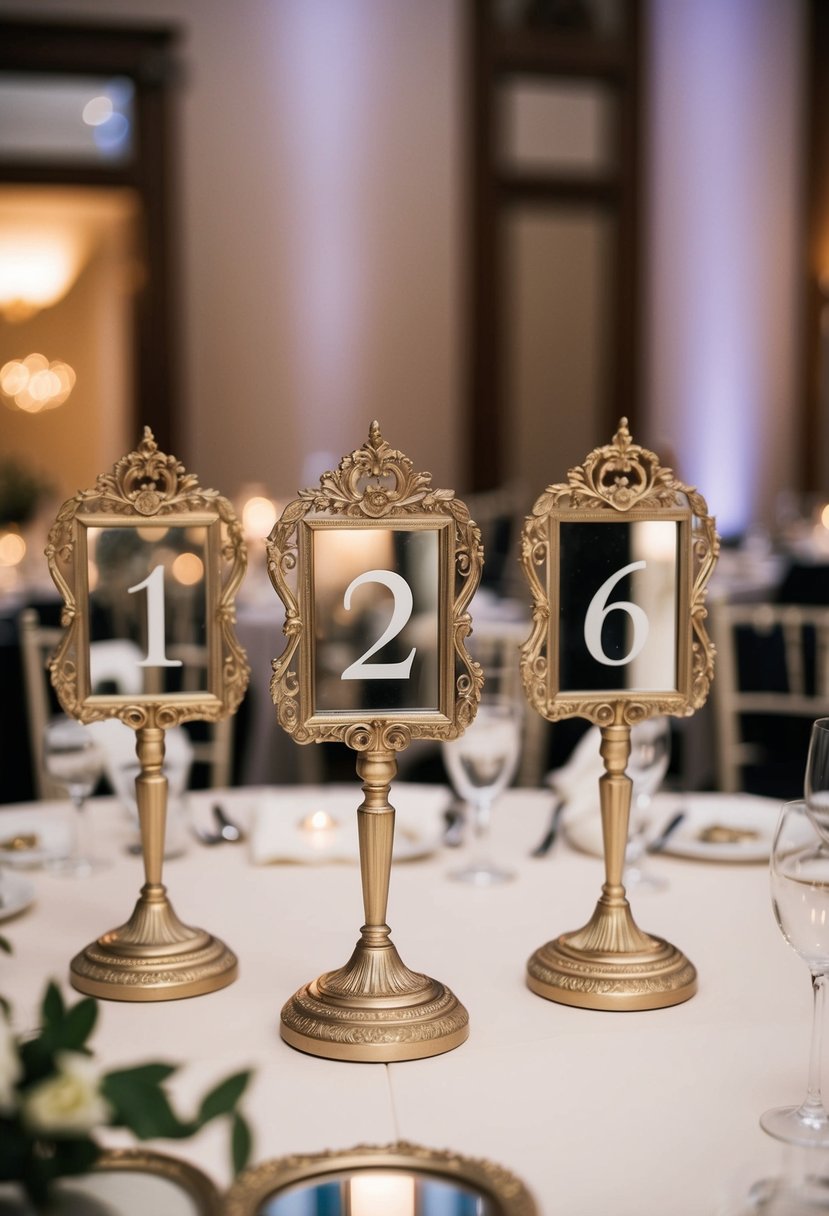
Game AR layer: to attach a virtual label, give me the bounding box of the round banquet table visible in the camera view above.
[0,785,820,1214]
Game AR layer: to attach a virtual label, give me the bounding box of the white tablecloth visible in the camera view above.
[0,786,813,1214]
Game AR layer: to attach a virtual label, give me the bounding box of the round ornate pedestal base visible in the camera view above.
[526,931,697,1012]
[69,883,238,1001]
[280,965,469,1062]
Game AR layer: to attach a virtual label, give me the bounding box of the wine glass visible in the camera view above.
[805,718,829,839]
[43,715,106,877]
[441,690,521,886]
[760,799,829,1146]
[623,716,671,892]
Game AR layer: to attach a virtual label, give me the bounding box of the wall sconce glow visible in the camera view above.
[0,355,76,413]
[242,495,278,540]
[171,552,204,586]
[0,229,87,321]
[0,530,26,567]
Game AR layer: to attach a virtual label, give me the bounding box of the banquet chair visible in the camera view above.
[710,601,829,795]
[19,608,234,798]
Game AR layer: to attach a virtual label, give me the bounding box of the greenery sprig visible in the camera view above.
[0,981,253,1207]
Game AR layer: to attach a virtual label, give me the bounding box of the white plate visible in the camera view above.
[0,872,36,921]
[657,793,778,862]
[247,783,449,865]
[0,808,72,869]
[565,791,779,863]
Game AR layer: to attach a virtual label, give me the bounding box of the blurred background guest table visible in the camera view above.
[0,783,815,1214]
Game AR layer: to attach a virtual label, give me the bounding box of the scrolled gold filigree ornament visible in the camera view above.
[266,423,483,1061]
[519,419,719,1011]
[46,428,249,1002]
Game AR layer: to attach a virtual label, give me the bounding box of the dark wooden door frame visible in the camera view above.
[464,1,643,492]
[0,19,182,453]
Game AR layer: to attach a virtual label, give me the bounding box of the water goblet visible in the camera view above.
[43,715,106,877]
[441,691,521,886]
[623,715,671,892]
[760,799,829,1147]
[805,717,829,836]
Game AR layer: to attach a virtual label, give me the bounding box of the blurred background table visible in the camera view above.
[0,784,814,1214]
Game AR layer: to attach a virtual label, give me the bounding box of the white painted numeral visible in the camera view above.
[341,569,416,681]
[583,560,649,667]
[127,565,183,668]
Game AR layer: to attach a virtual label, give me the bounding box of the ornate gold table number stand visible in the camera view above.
[267,422,483,1060]
[520,420,718,1010]
[46,429,249,1000]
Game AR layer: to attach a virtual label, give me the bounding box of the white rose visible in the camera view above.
[22,1051,111,1135]
[0,1017,22,1114]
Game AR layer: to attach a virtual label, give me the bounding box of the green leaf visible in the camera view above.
[60,996,98,1050]
[102,1074,195,1140]
[0,995,10,1019]
[197,1070,251,1125]
[0,934,11,954]
[231,1111,253,1175]
[42,980,64,1029]
[104,1062,178,1088]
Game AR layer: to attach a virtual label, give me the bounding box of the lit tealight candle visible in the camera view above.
[298,809,339,850]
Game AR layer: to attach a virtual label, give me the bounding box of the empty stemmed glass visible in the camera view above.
[442,686,522,886]
[623,716,671,892]
[43,715,106,877]
[760,797,829,1146]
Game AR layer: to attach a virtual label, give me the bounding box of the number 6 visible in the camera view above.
[583,560,649,667]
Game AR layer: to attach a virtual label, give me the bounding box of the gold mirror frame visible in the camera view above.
[86,1148,221,1215]
[266,422,483,1061]
[224,1142,537,1216]
[46,428,249,1001]
[519,419,719,1011]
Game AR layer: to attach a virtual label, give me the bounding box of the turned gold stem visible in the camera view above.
[599,723,632,902]
[355,748,397,944]
[135,726,168,889]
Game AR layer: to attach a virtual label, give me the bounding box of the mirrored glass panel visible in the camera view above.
[312,527,440,714]
[259,1169,494,1215]
[557,519,679,693]
[0,73,135,164]
[86,524,210,697]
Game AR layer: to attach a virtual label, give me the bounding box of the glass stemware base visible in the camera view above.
[448,857,515,887]
[760,1104,829,1149]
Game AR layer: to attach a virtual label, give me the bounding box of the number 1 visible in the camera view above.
[127,565,183,668]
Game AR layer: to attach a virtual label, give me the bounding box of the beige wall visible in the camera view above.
[0,0,808,529]
[0,0,463,503]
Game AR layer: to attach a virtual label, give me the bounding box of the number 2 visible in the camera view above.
[127,565,183,668]
[583,560,650,667]
[340,569,416,681]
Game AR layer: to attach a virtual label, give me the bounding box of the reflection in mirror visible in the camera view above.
[86,524,209,697]
[557,519,679,694]
[312,528,440,714]
[258,1169,493,1216]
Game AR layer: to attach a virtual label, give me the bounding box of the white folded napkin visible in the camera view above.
[545,725,604,816]
[248,782,449,865]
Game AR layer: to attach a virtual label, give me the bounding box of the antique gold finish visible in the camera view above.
[268,423,483,1061]
[224,1141,538,1216]
[520,420,718,1011]
[47,429,248,1001]
[91,1148,222,1215]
